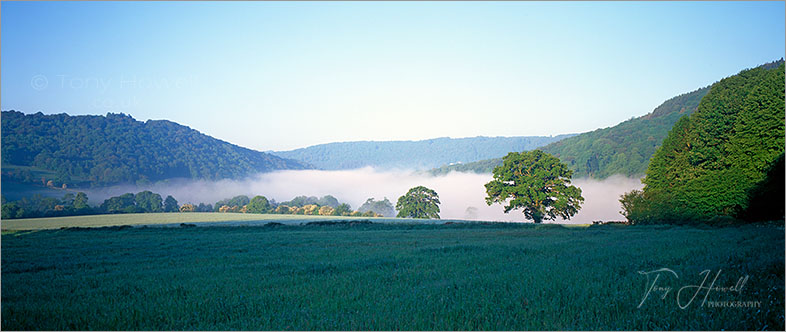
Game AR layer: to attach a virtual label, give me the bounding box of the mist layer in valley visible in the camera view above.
[86,169,643,223]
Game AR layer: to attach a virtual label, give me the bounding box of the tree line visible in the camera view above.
[0,192,398,219]
[2,151,586,223]
[2,192,93,219]
[203,194,381,217]
[620,61,785,225]
[1,190,181,219]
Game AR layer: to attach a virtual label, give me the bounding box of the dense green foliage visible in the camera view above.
[618,189,647,223]
[396,186,441,219]
[100,191,172,214]
[430,87,710,177]
[274,135,574,170]
[20,191,370,217]
[540,86,710,178]
[333,203,353,216]
[1,192,95,219]
[163,195,179,212]
[247,195,272,213]
[213,195,252,212]
[358,197,396,217]
[282,195,340,208]
[1,111,307,186]
[2,223,782,330]
[626,63,785,224]
[741,153,785,222]
[3,190,183,218]
[432,60,784,179]
[2,190,377,219]
[209,194,374,217]
[135,191,164,213]
[485,150,583,223]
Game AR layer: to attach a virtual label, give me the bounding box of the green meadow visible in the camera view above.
[0,213,398,231]
[1,221,783,330]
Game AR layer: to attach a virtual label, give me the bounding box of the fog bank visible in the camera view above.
[87,169,643,223]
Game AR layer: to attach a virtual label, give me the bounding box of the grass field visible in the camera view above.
[0,213,413,231]
[1,221,783,330]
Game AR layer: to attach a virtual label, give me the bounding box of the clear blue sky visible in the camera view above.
[2,1,784,151]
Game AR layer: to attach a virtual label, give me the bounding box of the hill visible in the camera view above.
[539,86,710,178]
[1,111,308,187]
[634,61,785,223]
[272,135,575,170]
[432,60,785,178]
[430,86,709,177]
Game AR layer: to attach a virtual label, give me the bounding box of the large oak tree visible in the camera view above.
[485,150,583,223]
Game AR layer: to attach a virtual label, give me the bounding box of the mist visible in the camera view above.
[86,169,643,224]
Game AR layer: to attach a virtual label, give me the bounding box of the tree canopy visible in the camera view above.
[163,195,179,212]
[396,186,441,219]
[277,195,340,208]
[333,203,352,216]
[214,195,251,211]
[485,150,584,223]
[1,192,96,219]
[135,191,163,213]
[1,111,307,187]
[358,197,395,217]
[626,62,785,224]
[247,195,271,213]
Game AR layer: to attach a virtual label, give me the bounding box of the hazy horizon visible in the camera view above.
[81,168,643,224]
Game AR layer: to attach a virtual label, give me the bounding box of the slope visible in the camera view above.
[430,86,711,177]
[273,135,574,170]
[1,111,308,187]
[637,61,785,222]
[432,60,785,178]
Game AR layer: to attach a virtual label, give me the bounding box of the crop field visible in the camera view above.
[0,213,410,231]
[1,221,784,330]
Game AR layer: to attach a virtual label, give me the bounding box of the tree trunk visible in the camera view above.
[533,211,544,223]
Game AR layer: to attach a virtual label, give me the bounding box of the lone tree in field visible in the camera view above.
[485,150,584,223]
[396,186,441,219]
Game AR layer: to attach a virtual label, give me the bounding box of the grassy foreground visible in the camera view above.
[2,222,783,330]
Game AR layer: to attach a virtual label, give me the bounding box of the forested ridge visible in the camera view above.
[273,135,575,170]
[431,60,784,178]
[1,111,308,187]
[431,86,710,177]
[625,61,785,223]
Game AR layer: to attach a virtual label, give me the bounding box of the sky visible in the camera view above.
[2,1,784,151]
